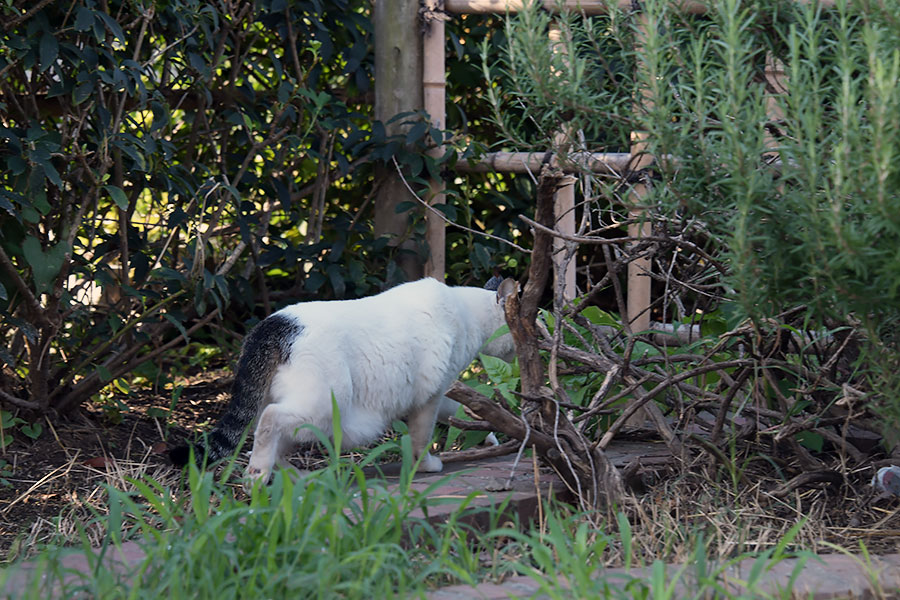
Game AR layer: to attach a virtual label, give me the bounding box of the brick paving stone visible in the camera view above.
[362,453,571,528]
[724,551,900,599]
[2,541,146,599]
[427,553,900,599]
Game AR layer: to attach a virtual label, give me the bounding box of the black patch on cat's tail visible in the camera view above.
[169,314,303,469]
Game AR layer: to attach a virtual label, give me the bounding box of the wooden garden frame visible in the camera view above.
[419,0,835,333]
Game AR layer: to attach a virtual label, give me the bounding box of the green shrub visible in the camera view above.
[482,0,900,435]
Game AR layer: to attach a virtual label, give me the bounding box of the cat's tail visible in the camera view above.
[169,314,301,468]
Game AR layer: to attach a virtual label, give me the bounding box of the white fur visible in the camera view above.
[245,277,514,485]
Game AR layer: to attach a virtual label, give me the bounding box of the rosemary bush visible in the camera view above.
[482,0,900,437]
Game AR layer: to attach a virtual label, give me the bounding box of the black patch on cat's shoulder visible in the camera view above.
[242,313,304,361]
[483,275,503,291]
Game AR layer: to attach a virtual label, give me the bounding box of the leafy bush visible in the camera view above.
[0,0,386,418]
[0,1,536,426]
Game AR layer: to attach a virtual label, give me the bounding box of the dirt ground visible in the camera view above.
[2,366,900,565]
[0,366,239,563]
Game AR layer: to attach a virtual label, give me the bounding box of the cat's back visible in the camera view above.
[272,277,454,341]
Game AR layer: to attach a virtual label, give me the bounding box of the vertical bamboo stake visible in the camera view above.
[763,53,786,160]
[621,9,654,427]
[553,176,577,300]
[627,11,653,334]
[549,22,577,301]
[423,0,447,280]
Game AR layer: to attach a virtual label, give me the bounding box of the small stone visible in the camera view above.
[871,465,900,496]
[484,477,510,492]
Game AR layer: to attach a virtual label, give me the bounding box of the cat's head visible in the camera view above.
[483,274,518,305]
[493,278,518,306]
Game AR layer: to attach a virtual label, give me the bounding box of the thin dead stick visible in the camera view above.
[596,359,753,450]
[533,449,544,529]
[769,470,843,499]
[0,388,38,411]
[391,156,531,254]
[519,214,728,275]
[438,439,520,464]
[577,373,652,424]
[504,406,535,490]
[217,202,273,277]
[710,367,753,444]
[2,453,80,516]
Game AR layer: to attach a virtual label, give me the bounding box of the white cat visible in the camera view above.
[170,276,516,485]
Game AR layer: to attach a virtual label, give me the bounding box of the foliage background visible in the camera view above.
[0,1,530,421]
[4,0,900,440]
[480,0,900,435]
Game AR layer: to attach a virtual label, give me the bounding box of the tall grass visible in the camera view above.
[3,431,494,599]
[1,435,829,600]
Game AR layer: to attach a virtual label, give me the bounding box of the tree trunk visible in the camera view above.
[374,0,424,281]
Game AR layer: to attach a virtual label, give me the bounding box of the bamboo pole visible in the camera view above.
[763,53,787,161]
[554,176,577,300]
[423,0,447,279]
[445,0,710,15]
[627,12,653,335]
[444,0,832,15]
[374,0,424,280]
[627,132,652,334]
[455,151,637,174]
[549,22,577,301]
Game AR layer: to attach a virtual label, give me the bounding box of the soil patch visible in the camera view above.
[0,367,237,563]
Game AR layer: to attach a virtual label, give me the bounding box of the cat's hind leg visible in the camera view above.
[246,402,320,486]
[274,436,311,482]
[406,397,443,473]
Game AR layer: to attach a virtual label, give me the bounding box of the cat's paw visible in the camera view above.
[243,464,272,493]
[418,453,443,473]
[275,460,312,483]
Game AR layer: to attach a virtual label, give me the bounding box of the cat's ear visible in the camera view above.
[495,278,518,304]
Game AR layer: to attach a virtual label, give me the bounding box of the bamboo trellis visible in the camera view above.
[420,0,829,332]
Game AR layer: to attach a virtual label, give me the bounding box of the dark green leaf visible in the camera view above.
[796,431,824,453]
[434,203,457,221]
[104,185,128,209]
[39,33,58,73]
[20,423,42,440]
[394,200,416,214]
[163,313,190,344]
[151,268,187,283]
[430,127,443,146]
[96,12,126,45]
[74,7,95,32]
[39,161,62,188]
[327,263,346,298]
[480,354,514,384]
[96,365,113,383]
[6,156,26,176]
[305,271,326,293]
[22,237,67,294]
[73,81,94,105]
[405,121,428,145]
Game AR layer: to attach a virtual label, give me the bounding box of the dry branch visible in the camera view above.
[503,167,626,510]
